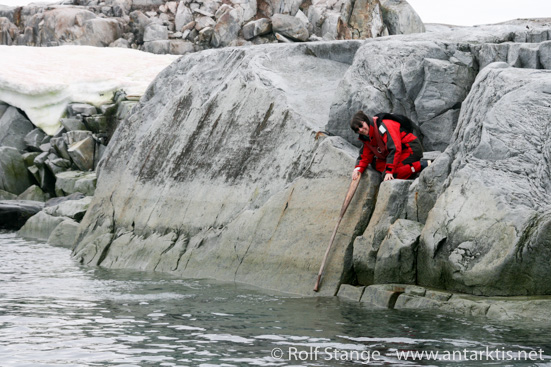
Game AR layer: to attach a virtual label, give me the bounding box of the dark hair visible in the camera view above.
[350,111,369,133]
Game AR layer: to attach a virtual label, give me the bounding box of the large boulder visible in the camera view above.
[243,18,272,40]
[348,0,385,39]
[71,41,376,296]
[353,179,411,284]
[417,63,551,296]
[144,23,168,42]
[38,8,96,46]
[379,0,425,35]
[43,196,92,222]
[211,6,241,47]
[79,18,123,47]
[0,106,34,151]
[18,210,66,240]
[325,25,550,152]
[174,1,194,32]
[271,13,308,41]
[48,218,80,248]
[17,185,49,202]
[374,218,423,284]
[0,17,18,45]
[55,171,97,196]
[0,147,31,195]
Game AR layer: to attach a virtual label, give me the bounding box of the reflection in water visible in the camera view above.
[0,231,549,366]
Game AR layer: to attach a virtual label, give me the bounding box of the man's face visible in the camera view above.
[357,121,370,135]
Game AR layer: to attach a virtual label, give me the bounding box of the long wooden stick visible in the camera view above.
[313,175,361,292]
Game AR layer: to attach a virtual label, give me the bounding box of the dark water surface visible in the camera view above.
[1,231,550,366]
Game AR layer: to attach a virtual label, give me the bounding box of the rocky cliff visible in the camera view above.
[73,20,551,298]
[0,0,424,54]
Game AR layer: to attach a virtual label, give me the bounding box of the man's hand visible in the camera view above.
[352,170,361,180]
[384,173,394,181]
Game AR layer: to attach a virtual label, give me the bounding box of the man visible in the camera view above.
[350,111,428,181]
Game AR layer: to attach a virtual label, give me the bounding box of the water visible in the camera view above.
[1,231,550,367]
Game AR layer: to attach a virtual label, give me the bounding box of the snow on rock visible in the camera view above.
[0,45,179,135]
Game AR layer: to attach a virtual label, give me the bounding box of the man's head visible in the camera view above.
[350,111,371,135]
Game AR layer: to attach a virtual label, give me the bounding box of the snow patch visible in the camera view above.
[0,45,179,135]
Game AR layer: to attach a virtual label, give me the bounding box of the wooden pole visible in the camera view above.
[313,175,361,292]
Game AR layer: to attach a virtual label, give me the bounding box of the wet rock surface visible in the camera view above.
[69,21,551,306]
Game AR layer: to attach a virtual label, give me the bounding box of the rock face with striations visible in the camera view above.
[417,63,551,296]
[72,41,380,296]
[329,22,551,297]
[71,21,551,302]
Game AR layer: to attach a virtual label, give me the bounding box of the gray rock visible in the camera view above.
[169,39,195,54]
[0,147,31,195]
[84,115,108,134]
[374,219,423,284]
[109,37,131,48]
[274,32,294,43]
[55,171,97,197]
[197,26,214,44]
[271,14,308,42]
[32,152,56,194]
[166,1,178,14]
[0,200,44,230]
[175,1,193,31]
[0,189,17,200]
[348,0,385,39]
[71,41,379,296]
[38,8,96,46]
[337,284,366,301]
[0,106,34,151]
[144,22,168,42]
[21,152,40,167]
[47,218,80,248]
[143,40,170,54]
[80,18,123,47]
[39,142,52,153]
[129,10,152,43]
[45,157,72,175]
[45,192,85,208]
[211,6,241,47]
[353,180,411,285]
[68,137,95,171]
[50,137,71,161]
[415,58,476,150]
[360,284,404,308]
[18,210,66,241]
[68,104,97,117]
[65,130,93,145]
[0,17,18,45]
[417,64,551,296]
[24,128,47,152]
[60,118,87,131]
[379,0,425,35]
[44,196,92,221]
[195,15,216,31]
[229,0,255,21]
[132,0,164,6]
[325,27,533,150]
[116,101,138,120]
[243,18,272,40]
[17,185,48,202]
[270,0,301,16]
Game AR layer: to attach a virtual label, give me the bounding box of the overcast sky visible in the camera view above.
[407,0,551,26]
[0,0,550,27]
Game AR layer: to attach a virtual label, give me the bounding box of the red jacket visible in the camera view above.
[355,118,418,175]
